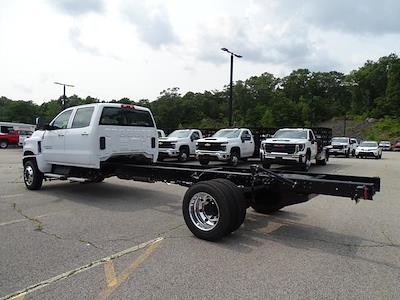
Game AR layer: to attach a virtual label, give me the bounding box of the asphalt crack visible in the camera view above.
[12,203,103,250]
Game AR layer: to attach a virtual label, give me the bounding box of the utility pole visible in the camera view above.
[221,48,242,127]
[54,82,74,109]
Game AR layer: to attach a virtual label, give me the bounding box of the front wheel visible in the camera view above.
[300,153,311,171]
[0,140,8,149]
[23,160,43,190]
[178,147,189,162]
[199,158,209,166]
[229,151,240,167]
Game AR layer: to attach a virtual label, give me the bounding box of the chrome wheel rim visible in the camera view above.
[231,155,238,166]
[180,152,188,161]
[0,141,7,148]
[24,165,34,186]
[189,192,220,231]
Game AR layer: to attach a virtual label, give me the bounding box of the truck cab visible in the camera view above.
[196,128,254,166]
[22,103,158,189]
[260,128,329,171]
[158,129,203,162]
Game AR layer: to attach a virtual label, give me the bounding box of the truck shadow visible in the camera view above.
[218,210,400,271]
[39,180,184,215]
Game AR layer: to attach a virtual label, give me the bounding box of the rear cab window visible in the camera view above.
[99,107,155,127]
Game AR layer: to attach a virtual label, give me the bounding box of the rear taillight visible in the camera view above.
[151,137,156,148]
[100,137,106,150]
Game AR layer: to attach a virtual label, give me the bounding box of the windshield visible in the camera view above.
[332,138,349,143]
[168,130,190,138]
[273,130,307,139]
[380,141,390,145]
[213,129,241,138]
[360,142,378,147]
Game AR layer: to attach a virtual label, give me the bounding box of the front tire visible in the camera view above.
[229,150,240,167]
[199,158,209,166]
[300,152,311,171]
[0,140,8,149]
[23,160,43,190]
[178,147,189,162]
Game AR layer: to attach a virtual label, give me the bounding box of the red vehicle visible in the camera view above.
[393,141,400,152]
[0,131,19,149]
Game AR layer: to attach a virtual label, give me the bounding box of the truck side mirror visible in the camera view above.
[35,117,45,130]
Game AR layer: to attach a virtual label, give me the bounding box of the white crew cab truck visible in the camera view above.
[196,128,255,166]
[22,103,158,190]
[260,128,329,171]
[158,129,203,162]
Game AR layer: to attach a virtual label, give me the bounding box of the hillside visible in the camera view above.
[319,117,400,142]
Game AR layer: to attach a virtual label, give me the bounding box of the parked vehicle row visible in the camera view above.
[329,137,358,157]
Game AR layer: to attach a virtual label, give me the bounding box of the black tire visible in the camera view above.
[199,158,209,166]
[178,147,189,162]
[316,156,326,165]
[182,180,235,241]
[213,179,246,232]
[92,175,105,183]
[23,159,43,190]
[379,154,382,159]
[352,149,356,157]
[0,140,8,149]
[229,150,240,167]
[300,152,311,171]
[356,155,359,158]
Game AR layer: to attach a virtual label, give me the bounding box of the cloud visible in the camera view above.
[194,16,338,71]
[68,26,101,55]
[120,1,179,49]
[50,0,105,16]
[269,0,400,35]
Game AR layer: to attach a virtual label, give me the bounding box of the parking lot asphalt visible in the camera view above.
[1,148,399,299]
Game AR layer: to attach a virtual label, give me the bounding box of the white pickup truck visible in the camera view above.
[329,137,358,157]
[22,103,158,190]
[158,129,203,161]
[195,128,255,166]
[260,128,329,171]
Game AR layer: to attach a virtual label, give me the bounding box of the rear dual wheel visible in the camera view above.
[182,179,247,241]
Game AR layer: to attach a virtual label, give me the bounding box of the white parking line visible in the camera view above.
[0,237,164,300]
[0,213,59,227]
[0,194,24,199]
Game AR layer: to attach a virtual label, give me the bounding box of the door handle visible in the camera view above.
[58,134,64,137]
[81,133,89,136]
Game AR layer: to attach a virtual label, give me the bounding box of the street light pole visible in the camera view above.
[54,82,74,109]
[221,48,242,127]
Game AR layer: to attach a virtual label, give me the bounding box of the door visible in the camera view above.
[309,130,318,158]
[189,131,201,154]
[241,130,254,157]
[42,109,73,163]
[64,106,95,166]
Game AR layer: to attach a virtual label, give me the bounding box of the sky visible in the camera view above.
[1,0,400,104]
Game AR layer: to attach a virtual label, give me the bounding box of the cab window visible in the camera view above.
[52,110,73,129]
[191,131,200,140]
[72,107,94,128]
